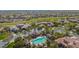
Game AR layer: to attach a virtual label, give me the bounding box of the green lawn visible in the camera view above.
[0,32,9,40]
[0,17,67,27]
[6,42,14,48]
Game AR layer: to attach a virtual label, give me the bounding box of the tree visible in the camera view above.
[13,37,25,48]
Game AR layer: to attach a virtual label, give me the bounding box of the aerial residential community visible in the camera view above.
[0,10,79,48]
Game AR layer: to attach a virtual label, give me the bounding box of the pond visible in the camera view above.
[32,36,47,44]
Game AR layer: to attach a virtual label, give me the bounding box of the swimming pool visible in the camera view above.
[32,36,47,44]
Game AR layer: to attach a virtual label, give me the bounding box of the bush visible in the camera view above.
[13,37,25,48]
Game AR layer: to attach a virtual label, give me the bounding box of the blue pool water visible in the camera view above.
[32,36,47,44]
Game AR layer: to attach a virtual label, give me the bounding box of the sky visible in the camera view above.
[0,0,79,10]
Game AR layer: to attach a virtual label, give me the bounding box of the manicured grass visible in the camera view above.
[0,32,9,40]
[0,17,67,27]
[6,42,14,48]
[25,17,68,24]
[0,21,26,27]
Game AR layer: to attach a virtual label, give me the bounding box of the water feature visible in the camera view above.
[32,36,47,44]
